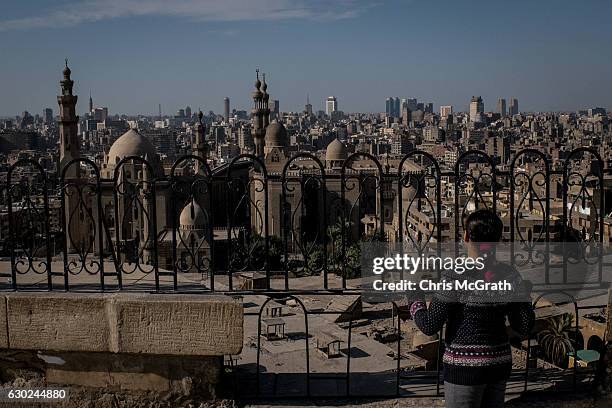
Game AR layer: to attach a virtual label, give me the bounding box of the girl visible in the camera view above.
[410,209,535,407]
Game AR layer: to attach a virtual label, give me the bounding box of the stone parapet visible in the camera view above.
[0,292,243,356]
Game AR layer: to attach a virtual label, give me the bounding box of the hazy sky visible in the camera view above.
[1,0,611,116]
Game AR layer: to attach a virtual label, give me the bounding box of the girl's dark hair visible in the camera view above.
[464,209,503,242]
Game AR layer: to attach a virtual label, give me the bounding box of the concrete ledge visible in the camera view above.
[1,292,243,356]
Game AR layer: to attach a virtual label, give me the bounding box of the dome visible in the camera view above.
[107,129,161,174]
[265,121,288,147]
[179,200,206,229]
[326,138,347,162]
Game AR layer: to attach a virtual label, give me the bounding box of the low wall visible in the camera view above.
[0,292,243,397]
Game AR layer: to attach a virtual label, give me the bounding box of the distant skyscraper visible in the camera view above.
[401,105,411,126]
[509,98,519,115]
[44,108,53,125]
[440,105,453,117]
[273,100,280,118]
[385,97,400,117]
[223,97,230,122]
[470,96,484,122]
[588,107,606,117]
[497,98,507,117]
[93,107,108,123]
[385,97,393,116]
[185,106,192,118]
[425,103,434,114]
[305,94,313,116]
[326,96,338,116]
[89,91,93,113]
[406,98,418,111]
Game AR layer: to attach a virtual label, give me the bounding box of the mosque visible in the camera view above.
[57,64,408,281]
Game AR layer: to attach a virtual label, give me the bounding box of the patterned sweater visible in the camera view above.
[410,267,535,385]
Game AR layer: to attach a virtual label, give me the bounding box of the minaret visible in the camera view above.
[251,69,265,158]
[261,73,270,129]
[140,160,154,264]
[193,110,209,174]
[58,59,80,178]
[58,60,87,254]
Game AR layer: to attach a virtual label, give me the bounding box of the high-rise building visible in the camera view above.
[497,98,507,117]
[385,97,393,117]
[385,97,401,118]
[93,107,108,123]
[44,108,53,125]
[305,94,313,116]
[273,100,280,118]
[588,107,607,117]
[223,97,230,122]
[185,106,192,118]
[401,105,411,126]
[509,98,519,115]
[470,96,484,122]
[406,98,418,111]
[440,105,453,118]
[425,103,434,114]
[326,96,338,116]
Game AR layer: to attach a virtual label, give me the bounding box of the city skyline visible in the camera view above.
[1,0,612,116]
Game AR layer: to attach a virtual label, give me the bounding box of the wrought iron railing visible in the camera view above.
[0,147,608,292]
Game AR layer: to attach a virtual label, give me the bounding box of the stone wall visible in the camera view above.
[0,292,243,355]
[0,292,243,397]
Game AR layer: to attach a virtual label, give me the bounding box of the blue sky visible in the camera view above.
[1,0,611,116]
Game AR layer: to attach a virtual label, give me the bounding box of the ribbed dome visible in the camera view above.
[179,200,206,229]
[108,129,161,173]
[265,121,288,147]
[326,138,347,162]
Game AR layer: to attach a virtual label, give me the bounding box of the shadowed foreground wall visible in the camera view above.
[0,293,243,397]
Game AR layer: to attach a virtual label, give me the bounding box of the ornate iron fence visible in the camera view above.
[0,147,609,292]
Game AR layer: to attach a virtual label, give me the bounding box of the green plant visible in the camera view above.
[537,313,576,368]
